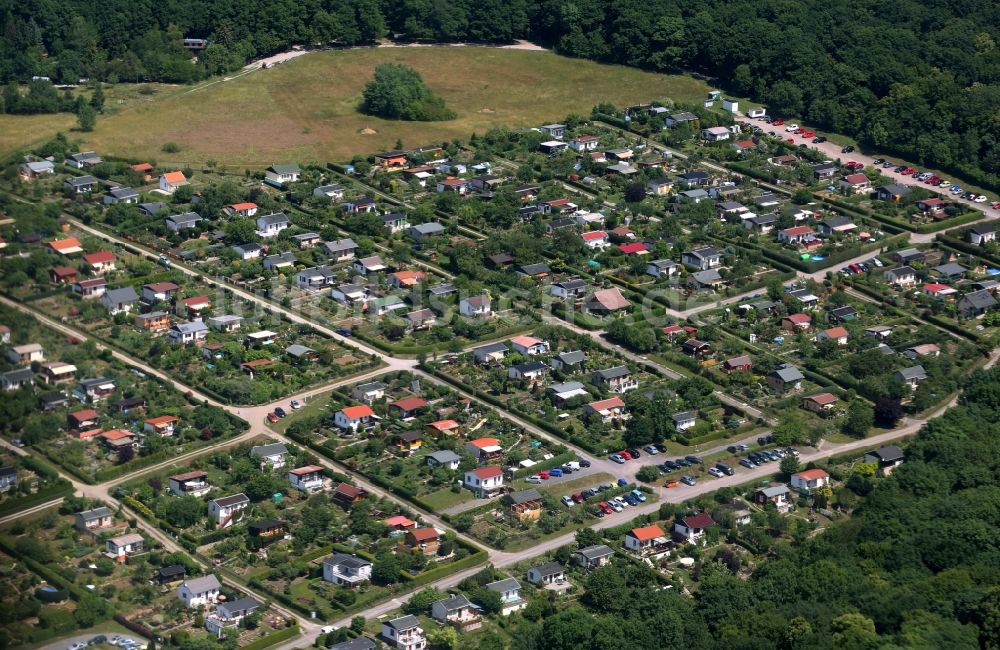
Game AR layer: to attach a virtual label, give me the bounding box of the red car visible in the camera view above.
[845,161,863,170]
[902,167,917,175]
[773,119,785,126]
[802,131,816,138]
[619,450,632,460]
[795,127,807,135]
[572,493,584,503]
[992,202,1000,210]
[598,501,613,514]
[267,412,280,423]
[925,176,940,184]
[786,137,795,143]
[539,471,550,480]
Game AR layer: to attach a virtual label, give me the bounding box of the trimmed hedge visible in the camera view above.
[239,623,300,650]
[0,482,73,518]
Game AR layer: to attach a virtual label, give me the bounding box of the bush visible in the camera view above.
[161,142,181,153]
[636,466,662,483]
[359,64,456,122]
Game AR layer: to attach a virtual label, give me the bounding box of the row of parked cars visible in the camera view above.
[525,458,592,483]
[69,636,146,650]
[739,447,798,469]
[266,399,303,423]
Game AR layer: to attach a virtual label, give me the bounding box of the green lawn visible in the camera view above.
[422,486,474,511]
[3,47,711,167]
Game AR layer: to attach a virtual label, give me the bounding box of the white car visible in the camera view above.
[609,500,623,512]
[975,195,989,203]
[290,400,301,410]
[785,124,799,132]
[526,475,542,484]
[561,495,575,508]
[707,467,724,478]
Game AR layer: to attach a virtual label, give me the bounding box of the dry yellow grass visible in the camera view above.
[1,47,710,167]
[0,113,76,157]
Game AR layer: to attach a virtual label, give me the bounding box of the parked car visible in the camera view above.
[740,458,755,469]
[274,407,286,418]
[539,471,550,480]
[598,501,613,514]
[335,327,352,337]
[841,145,855,153]
[663,460,680,471]
[617,478,629,487]
[623,493,638,506]
[685,455,703,464]
[716,463,735,476]
[626,448,642,459]
[549,468,563,477]
[674,458,691,467]
[290,400,301,409]
[609,454,626,464]
[608,500,623,513]
[526,475,542,484]
[598,483,612,492]
[802,131,815,138]
[883,161,894,168]
[773,119,785,126]
[643,444,660,455]
[631,488,647,502]
[665,480,680,488]
[727,445,740,453]
[813,136,827,143]
[579,459,592,468]
[976,195,989,203]
[561,495,574,507]
[572,493,584,503]
[873,158,885,165]
[707,467,724,478]
[619,450,632,460]
[266,412,279,423]
[680,475,697,486]
[785,123,799,132]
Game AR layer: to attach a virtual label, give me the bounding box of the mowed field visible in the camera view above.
[1,47,710,167]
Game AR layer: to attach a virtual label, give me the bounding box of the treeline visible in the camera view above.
[4,0,1000,188]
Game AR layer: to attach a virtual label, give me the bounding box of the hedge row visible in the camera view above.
[239,622,300,650]
[936,233,1000,267]
[401,546,487,589]
[113,614,156,641]
[349,322,533,358]
[0,481,73,518]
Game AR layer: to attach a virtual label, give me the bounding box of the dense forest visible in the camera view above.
[2,0,1000,186]
[467,365,1000,649]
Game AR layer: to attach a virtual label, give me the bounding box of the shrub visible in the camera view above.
[359,64,456,122]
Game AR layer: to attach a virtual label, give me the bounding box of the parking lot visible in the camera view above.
[736,115,1000,221]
